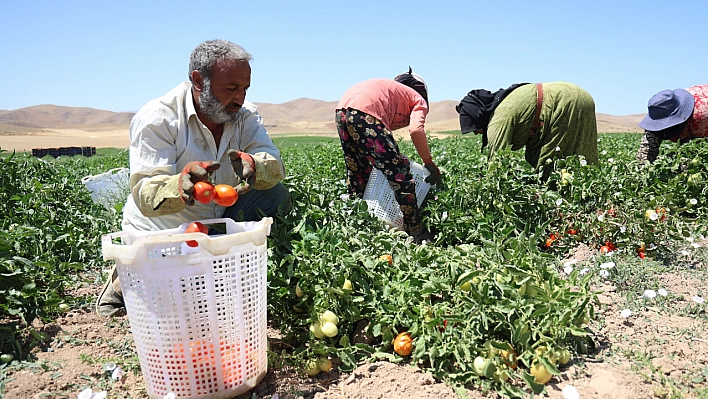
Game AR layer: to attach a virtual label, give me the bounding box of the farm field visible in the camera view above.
[0,133,707,399]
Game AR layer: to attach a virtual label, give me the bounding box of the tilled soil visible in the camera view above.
[3,242,706,399]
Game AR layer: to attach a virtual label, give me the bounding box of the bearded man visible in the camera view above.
[96,39,289,317]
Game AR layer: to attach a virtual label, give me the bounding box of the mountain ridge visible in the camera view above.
[0,99,645,134]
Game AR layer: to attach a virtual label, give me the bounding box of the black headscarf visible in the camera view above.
[456,83,530,150]
[394,67,429,106]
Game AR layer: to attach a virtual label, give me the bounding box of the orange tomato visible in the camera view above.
[185,221,208,247]
[567,229,578,235]
[213,184,239,207]
[637,245,647,259]
[379,254,393,265]
[193,181,215,204]
[500,345,518,370]
[393,331,413,356]
[656,207,667,221]
[600,245,610,253]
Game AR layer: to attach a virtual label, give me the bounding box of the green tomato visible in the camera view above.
[321,310,339,325]
[559,348,571,365]
[460,281,472,292]
[58,303,70,312]
[472,356,496,378]
[310,322,325,339]
[318,358,333,372]
[688,173,703,185]
[530,361,552,384]
[560,172,572,185]
[574,312,591,327]
[320,322,338,337]
[342,279,352,291]
[493,368,510,383]
[473,356,487,376]
[0,354,13,364]
[295,283,304,298]
[525,283,539,297]
[306,359,321,376]
[517,282,527,297]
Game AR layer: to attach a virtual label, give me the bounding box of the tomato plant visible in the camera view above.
[4,133,708,398]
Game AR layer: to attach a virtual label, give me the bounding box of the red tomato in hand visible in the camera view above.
[213,184,239,207]
[185,221,208,247]
[193,182,215,204]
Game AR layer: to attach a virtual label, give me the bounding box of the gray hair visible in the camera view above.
[188,40,253,82]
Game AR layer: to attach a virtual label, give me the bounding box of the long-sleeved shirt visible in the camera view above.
[487,81,598,168]
[336,79,432,164]
[122,82,285,232]
[637,84,708,163]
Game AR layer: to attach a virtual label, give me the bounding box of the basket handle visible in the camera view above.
[177,218,268,235]
[81,168,129,184]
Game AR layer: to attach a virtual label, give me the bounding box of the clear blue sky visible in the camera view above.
[1,0,705,116]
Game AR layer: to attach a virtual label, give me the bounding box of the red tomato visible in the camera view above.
[213,184,239,207]
[567,229,578,235]
[543,232,559,249]
[656,207,667,221]
[185,221,208,247]
[193,181,215,204]
[637,245,646,259]
[438,319,448,332]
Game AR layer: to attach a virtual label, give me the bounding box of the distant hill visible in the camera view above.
[0,100,645,134]
[0,105,134,129]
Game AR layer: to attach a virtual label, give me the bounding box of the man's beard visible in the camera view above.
[198,80,241,124]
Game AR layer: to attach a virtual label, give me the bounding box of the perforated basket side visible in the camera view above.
[81,168,130,209]
[105,220,270,399]
[362,161,430,230]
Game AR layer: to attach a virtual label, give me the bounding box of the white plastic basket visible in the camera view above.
[362,161,431,230]
[81,167,130,210]
[101,218,272,399]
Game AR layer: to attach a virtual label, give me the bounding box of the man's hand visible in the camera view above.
[228,150,256,193]
[179,161,220,205]
[424,162,442,185]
